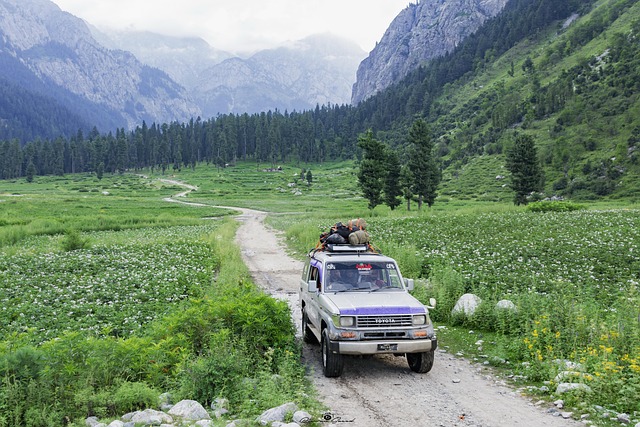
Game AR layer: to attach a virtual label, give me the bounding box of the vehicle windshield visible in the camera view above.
[324,261,403,292]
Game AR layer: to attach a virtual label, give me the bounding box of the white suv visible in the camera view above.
[299,244,437,377]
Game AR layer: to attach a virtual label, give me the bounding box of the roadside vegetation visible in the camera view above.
[2,161,639,426]
[0,172,317,427]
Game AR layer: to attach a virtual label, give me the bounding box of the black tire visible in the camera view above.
[407,350,435,373]
[321,330,343,377]
[302,309,318,344]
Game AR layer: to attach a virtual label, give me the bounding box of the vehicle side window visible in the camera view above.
[302,263,310,281]
[310,266,321,290]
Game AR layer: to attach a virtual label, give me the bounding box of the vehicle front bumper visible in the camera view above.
[328,336,438,355]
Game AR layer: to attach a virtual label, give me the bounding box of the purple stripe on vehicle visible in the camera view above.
[340,307,425,315]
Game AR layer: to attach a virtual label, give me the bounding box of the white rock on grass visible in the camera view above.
[256,402,298,425]
[130,408,173,425]
[617,413,630,424]
[293,411,312,424]
[555,383,592,394]
[451,294,481,316]
[168,399,211,421]
[85,417,100,427]
[495,299,516,310]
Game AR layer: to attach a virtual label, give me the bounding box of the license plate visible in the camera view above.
[377,343,398,351]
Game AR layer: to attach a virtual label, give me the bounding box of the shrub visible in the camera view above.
[113,382,158,414]
[60,229,91,251]
[526,200,586,212]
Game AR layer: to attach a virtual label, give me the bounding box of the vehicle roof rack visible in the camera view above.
[325,244,370,253]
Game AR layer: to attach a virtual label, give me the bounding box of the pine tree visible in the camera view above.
[383,148,402,210]
[357,129,386,210]
[400,165,415,211]
[505,133,544,205]
[26,161,36,183]
[407,119,440,209]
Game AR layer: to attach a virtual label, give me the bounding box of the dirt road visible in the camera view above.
[233,209,583,427]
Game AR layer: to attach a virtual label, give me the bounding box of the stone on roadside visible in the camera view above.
[293,411,312,424]
[168,399,211,421]
[130,408,173,425]
[556,383,592,394]
[159,392,173,411]
[86,417,100,427]
[451,294,481,317]
[617,413,630,424]
[256,402,298,425]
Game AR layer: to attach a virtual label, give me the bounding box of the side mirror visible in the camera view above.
[308,280,318,292]
[404,278,414,291]
[427,298,437,309]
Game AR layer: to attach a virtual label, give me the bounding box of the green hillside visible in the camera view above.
[422,0,640,201]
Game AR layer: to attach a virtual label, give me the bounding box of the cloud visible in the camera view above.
[53,0,410,53]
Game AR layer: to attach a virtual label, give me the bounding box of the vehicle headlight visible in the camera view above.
[412,314,428,326]
[339,316,355,327]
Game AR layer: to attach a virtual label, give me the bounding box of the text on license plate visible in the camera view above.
[377,343,398,351]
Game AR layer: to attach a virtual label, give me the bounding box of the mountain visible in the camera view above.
[91,30,364,116]
[89,29,233,90]
[351,0,509,105]
[190,33,365,116]
[0,0,200,136]
[354,0,640,201]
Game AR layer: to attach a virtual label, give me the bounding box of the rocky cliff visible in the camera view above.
[0,0,200,130]
[351,0,509,105]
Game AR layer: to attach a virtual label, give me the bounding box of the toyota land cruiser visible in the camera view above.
[299,244,437,377]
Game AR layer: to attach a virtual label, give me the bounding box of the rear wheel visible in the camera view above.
[321,330,343,377]
[302,309,317,344]
[407,350,435,373]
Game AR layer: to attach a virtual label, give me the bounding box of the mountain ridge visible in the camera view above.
[351,0,509,105]
[0,0,200,133]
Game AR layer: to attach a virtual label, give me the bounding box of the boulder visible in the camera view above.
[556,383,592,394]
[168,399,211,421]
[256,402,298,425]
[293,411,313,424]
[495,299,516,311]
[130,409,173,425]
[452,293,482,316]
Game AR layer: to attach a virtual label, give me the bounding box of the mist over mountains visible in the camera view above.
[95,29,366,117]
[1,0,498,140]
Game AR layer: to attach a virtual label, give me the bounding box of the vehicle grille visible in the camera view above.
[357,315,413,328]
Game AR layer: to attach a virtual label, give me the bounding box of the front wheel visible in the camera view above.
[407,350,434,373]
[321,330,343,377]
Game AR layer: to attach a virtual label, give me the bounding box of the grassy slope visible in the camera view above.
[433,0,640,202]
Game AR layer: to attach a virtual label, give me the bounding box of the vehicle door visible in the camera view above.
[305,259,323,328]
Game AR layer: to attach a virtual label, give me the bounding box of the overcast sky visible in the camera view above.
[52,0,411,54]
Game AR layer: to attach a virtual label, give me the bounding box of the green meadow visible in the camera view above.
[1,162,639,426]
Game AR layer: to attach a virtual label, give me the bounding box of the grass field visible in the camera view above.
[1,162,639,425]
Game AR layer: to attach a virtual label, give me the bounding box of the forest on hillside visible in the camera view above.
[2,0,639,200]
